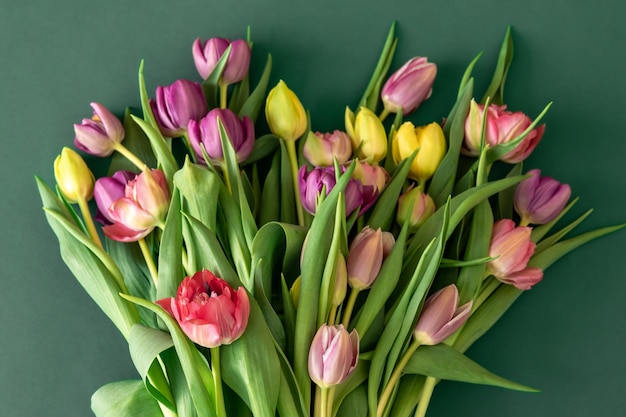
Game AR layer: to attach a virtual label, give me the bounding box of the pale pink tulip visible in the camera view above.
[413,284,472,345]
[308,324,359,388]
[346,227,384,290]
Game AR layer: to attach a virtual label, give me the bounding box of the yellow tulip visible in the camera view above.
[345,106,387,164]
[54,147,95,203]
[265,80,307,142]
[392,121,446,182]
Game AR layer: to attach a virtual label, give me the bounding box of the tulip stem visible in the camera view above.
[379,108,390,123]
[376,339,421,417]
[138,238,158,287]
[181,132,197,164]
[320,387,329,417]
[286,140,305,226]
[220,163,233,194]
[77,197,103,250]
[210,347,228,417]
[472,276,500,313]
[114,143,149,172]
[413,376,437,417]
[219,81,229,109]
[341,288,360,328]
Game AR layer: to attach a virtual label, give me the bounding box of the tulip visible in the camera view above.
[95,169,170,242]
[54,147,95,203]
[463,100,545,164]
[381,57,437,116]
[192,37,251,84]
[352,160,389,194]
[392,121,447,183]
[308,324,359,388]
[93,170,135,224]
[346,227,384,290]
[487,219,543,290]
[514,169,571,225]
[413,284,472,345]
[298,165,368,216]
[345,107,387,164]
[74,103,125,157]
[302,130,352,166]
[187,108,255,165]
[157,269,250,348]
[396,186,436,230]
[150,79,208,137]
[381,231,396,258]
[332,254,348,307]
[265,80,307,142]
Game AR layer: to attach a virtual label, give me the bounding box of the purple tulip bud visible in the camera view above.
[514,169,571,225]
[346,226,384,290]
[192,37,251,84]
[308,324,359,388]
[73,103,125,157]
[413,285,472,345]
[150,79,207,137]
[298,166,365,216]
[381,57,437,115]
[187,108,255,165]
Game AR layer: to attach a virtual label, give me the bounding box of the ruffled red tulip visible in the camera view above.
[308,324,359,388]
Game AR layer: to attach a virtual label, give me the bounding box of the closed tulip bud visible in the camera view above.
[514,169,571,225]
[381,57,437,115]
[187,108,255,165]
[487,219,544,290]
[157,270,250,348]
[396,187,435,230]
[352,160,389,194]
[345,107,387,164]
[74,103,125,157]
[381,231,396,258]
[392,121,447,183]
[192,37,251,84]
[150,79,208,137]
[332,254,348,307]
[413,284,472,345]
[346,226,384,290]
[303,130,352,166]
[298,166,364,216]
[54,147,95,203]
[265,80,307,142]
[308,324,359,388]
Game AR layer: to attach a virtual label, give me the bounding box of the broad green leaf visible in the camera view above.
[157,188,184,300]
[358,22,398,111]
[131,115,179,185]
[161,348,200,417]
[281,275,297,362]
[259,151,281,224]
[388,374,425,417]
[336,384,368,417]
[497,163,523,220]
[91,380,162,417]
[332,359,370,416]
[174,158,220,233]
[481,26,513,105]
[242,134,280,166]
[534,207,590,253]
[252,259,286,349]
[274,340,307,417]
[458,53,482,99]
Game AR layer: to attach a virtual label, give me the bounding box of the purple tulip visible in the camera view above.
[298,166,370,216]
[74,103,125,157]
[381,57,437,115]
[514,169,571,225]
[413,285,472,345]
[187,108,255,165]
[192,37,251,84]
[150,79,207,137]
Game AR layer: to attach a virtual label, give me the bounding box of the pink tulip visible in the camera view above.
[157,270,250,348]
[346,226,384,290]
[514,169,571,225]
[413,284,472,345]
[487,219,543,290]
[381,57,437,115]
[396,186,436,230]
[74,103,125,157]
[192,37,251,84]
[308,324,359,388]
[302,130,353,167]
[150,79,208,137]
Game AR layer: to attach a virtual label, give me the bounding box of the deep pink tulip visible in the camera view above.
[74,103,125,157]
[187,108,255,165]
[302,130,352,167]
[157,270,250,348]
[487,219,543,290]
[514,169,571,225]
[381,57,437,115]
[308,324,359,388]
[346,226,385,290]
[413,284,472,345]
[150,79,207,137]
[192,37,251,84]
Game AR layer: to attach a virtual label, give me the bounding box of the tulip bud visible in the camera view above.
[352,160,389,194]
[150,79,208,137]
[290,276,301,308]
[308,324,359,388]
[514,169,571,225]
[265,80,307,142]
[54,147,95,203]
[381,231,396,258]
[73,103,125,157]
[157,270,250,348]
[298,166,364,216]
[487,219,544,290]
[302,130,352,166]
[187,108,255,165]
[346,227,384,290]
[332,254,348,307]
[397,187,436,230]
[413,284,472,345]
[381,57,437,115]
[192,37,251,84]
[345,107,387,164]
[392,121,447,183]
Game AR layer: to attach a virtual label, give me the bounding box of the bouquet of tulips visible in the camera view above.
[37,24,624,417]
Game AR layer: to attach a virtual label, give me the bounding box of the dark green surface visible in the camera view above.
[2,1,625,416]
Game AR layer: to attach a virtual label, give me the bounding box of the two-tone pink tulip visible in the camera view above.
[151,79,207,137]
[74,103,125,157]
[382,57,437,116]
[413,284,472,345]
[192,37,251,84]
[308,324,359,388]
[514,169,571,225]
[396,186,436,231]
[302,130,352,167]
[346,226,385,290]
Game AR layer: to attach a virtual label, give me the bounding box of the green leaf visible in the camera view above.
[279,140,297,224]
[497,163,523,220]
[109,109,157,174]
[458,53,482,99]
[274,340,307,417]
[358,22,398,111]
[157,188,184,300]
[259,151,281,224]
[252,259,286,349]
[242,134,280,166]
[481,26,513,105]
[138,60,159,130]
[130,115,179,185]
[336,384,368,417]
[202,45,231,109]
[91,380,162,417]
[388,374,425,417]
[239,54,273,123]
[173,158,220,232]
[534,208,592,254]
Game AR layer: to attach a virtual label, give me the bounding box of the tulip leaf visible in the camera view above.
[281,275,297,361]
[259,151,281,224]
[174,157,220,233]
[534,208,592,255]
[91,380,162,417]
[138,60,159,131]
[274,339,307,417]
[159,348,201,417]
[332,358,370,415]
[458,53,483,99]
[279,140,297,224]
[481,26,513,106]
[336,384,368,417]
[242,134,280,166]
[109,109,158,175]
[388,374,425,417]
[130,115,179,185]
[531,197,579,243]
[157,187,184,300]
[239,53,273,123]
[358,21,397,111]
[203,45,231,109]
[497,163,523,220]
[252,259,286,350]
[228,74,250,116]
[404,344,537,392]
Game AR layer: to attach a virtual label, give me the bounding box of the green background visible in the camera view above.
[2,0,625,416]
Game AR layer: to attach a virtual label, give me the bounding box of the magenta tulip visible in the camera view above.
[514,169,571,225]
[346,226,385,290]
[381,57,437,115]
[150,79,207,137]
[308,324,359,388]
[157,270,250,348]
[74,103,125,157]
[413,284,472,345]
[192,37,251,84]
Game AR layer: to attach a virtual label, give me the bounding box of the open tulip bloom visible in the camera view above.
[36,23,624,417]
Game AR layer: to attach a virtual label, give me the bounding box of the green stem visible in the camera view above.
[379,108,391,123]
[341,288,360,328]
[211,347,228,417]
[472,276,500,313]
[219,80,229,109]
[138,238,158,287]
[320,387,329,417]
[113,143,149,172]
[376,339,421,417]
[77,197,103,250]
[220,162,233,195]
[286,139,305,226]
[413,376,437,417]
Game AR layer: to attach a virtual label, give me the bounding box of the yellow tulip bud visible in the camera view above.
[345,106,387,164]
[265,80,307,142]
[392,121,446,182]
[290,276,301,308]
[54,147,95,203]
